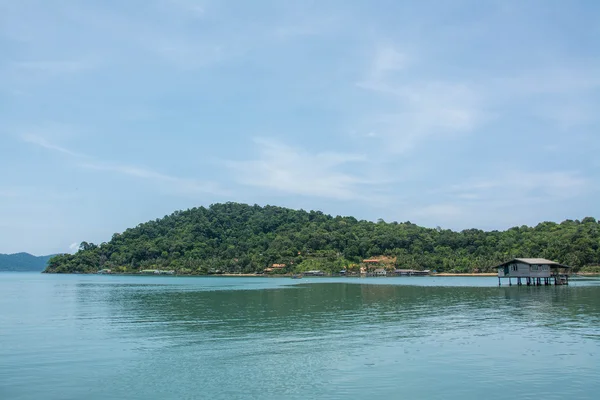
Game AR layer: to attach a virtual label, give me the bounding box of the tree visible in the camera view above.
[44,202,600,274]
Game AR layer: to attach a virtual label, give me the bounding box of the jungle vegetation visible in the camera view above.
[44,202,600,274]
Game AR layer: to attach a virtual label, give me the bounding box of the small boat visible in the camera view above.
[291,274,302,279]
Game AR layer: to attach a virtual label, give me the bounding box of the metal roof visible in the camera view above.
[514,258,559,265]
[494,258,571,269]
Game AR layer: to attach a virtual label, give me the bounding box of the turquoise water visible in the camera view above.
[1,273,599,399]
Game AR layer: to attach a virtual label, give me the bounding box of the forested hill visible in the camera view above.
[44,202,600,274]
[0,253,55,272]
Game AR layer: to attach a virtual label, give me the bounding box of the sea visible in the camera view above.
[1,273,599,400]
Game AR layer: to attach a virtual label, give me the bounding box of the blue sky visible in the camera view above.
[1,0,599,255]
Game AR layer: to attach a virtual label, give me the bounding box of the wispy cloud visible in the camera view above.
[226,138,387,202]
[21,134,226,196]
[21,134,86,158]
[81,162,226,196]
[0,1,223,72]
[492,65,600,97]
[405,171,595,229]
[357,45,485,154]
[69,242,79,254]
[357,44,409,90]
[447,170,589,201]
[356,42,600,155]
[483,64,600,127]
[404,169,592,229]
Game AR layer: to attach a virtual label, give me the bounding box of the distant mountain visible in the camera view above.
[0,253,56,272]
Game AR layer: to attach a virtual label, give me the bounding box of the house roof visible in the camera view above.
[515,258,559,264]
[363,259,380,263]
[494,258,571,269]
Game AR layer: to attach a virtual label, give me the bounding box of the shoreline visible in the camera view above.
[432,273,497,276]
[39,271,600,277]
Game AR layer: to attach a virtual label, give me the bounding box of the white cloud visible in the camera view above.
[448,170,589,201]
[81,162,227,196]
[363,82,483,153]
[484,64,600,127]
[226,138,387,202]
[0,1,225,72]
[357,45,485,154]
[356,45,600,155]
[358,44,409,88]
[492,66,600,97]
[69,242,79,254]
[21,134,86,158]
[404,169,593,229]
[21,133,226,196]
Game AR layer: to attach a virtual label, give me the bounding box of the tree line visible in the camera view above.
[44,202,600,274]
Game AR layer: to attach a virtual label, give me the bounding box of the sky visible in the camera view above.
[1,0,599,255]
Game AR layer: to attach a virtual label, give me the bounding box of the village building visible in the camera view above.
[361,259,380,275]
[264,264,287,273]
[97,269,112,274]
[394,269,431,276]
[495,258,570,286]
[139,269,175,275]
[303,270,324,276]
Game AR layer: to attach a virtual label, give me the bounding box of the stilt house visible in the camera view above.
[495,258,571,286]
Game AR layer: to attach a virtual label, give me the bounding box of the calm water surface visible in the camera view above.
[1,273,599,399]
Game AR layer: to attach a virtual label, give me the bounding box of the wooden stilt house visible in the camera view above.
[495,258,571,286]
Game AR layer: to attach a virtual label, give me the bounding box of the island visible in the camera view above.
[44,202,600,276]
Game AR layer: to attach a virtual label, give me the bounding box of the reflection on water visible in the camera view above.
[1,274,599,400]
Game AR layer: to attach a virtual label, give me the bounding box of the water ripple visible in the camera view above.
[1,274,599,400]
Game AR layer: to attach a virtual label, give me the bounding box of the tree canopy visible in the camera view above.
[44,202,600,274]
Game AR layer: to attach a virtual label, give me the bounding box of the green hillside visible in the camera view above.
[44,202,600,274]
[0,253,55,272]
